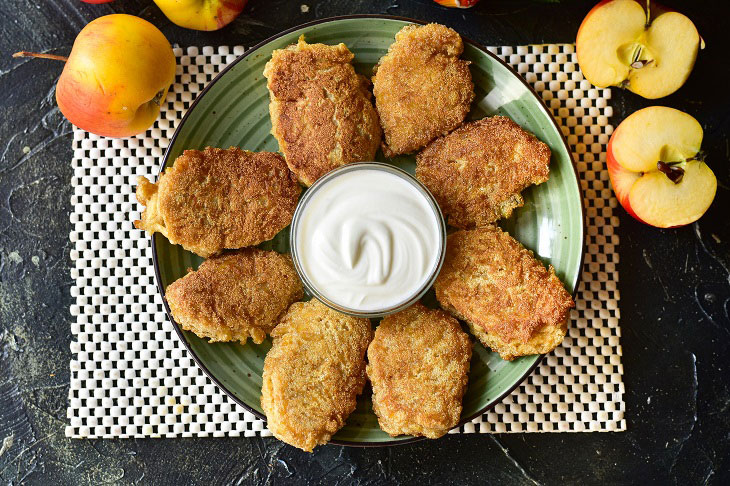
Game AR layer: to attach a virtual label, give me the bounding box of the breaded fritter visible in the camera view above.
[435,227,574,361]
[417,116,551,228]
[135,147,300,258]
[261,299,372,451]
[264,37,381,186]
[367,303,471,439]
[165,249,303,345]
[372,23,474,157]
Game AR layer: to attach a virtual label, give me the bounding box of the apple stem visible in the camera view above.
[151,89,166,107]
[645,0,651,27]
[12,51,68,62]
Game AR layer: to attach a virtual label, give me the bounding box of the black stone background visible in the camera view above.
[0,0,728,484]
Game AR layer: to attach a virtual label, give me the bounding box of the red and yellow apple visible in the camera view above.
[577,0,702,99]
[55,14,176,138]
[433,0,480,7]
[607,107,716,228]
[153,0,247,31]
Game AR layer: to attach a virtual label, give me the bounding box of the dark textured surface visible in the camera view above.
[0,0,728,484]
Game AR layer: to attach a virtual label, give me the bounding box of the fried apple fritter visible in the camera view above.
[261,299,372,452]
[416,116,551,228]
[263,37,381,186]
[165,249,303,345]
[367,303,471,439]
[135,147,300,258]
[372,23,474,157]
[435,227,574,361]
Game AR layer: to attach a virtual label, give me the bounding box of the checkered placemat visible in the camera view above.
[66,44,625,439]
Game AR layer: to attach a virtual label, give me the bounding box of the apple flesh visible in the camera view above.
[607,107,716,228]
[56,14,176,138]
[153,0,247,31]
[577,0,701,99]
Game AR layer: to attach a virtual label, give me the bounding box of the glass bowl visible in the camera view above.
[289,162,447,318]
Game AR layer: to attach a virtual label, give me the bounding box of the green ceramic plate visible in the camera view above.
[152,15,584,446]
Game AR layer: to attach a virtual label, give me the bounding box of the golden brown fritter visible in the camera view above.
[367,303,471,439]
[261,299,372,452]
[372,23,474,157]
[417,116,551,228]
[165,249,303,345]
[435,227,574,361]
[135,147,300,258]
[263,36,381,186]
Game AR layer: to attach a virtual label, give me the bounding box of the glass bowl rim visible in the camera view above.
[289,161,448,318]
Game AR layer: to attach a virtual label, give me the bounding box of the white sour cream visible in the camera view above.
[293,166,443,313]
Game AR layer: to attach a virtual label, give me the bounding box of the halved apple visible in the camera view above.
[607,106,716,228]
[577,0,702,99]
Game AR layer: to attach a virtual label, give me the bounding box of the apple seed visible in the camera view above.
[657,161,685,184]
[630,59,654,69]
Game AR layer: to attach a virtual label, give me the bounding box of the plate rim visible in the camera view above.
[150,14,586,447]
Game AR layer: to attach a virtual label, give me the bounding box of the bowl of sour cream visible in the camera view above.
[290,162,447,318]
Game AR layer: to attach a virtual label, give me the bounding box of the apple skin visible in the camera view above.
[433,0,481,7]
[56,14,176,138]
[153,0,247,31]
[606,133,643,224]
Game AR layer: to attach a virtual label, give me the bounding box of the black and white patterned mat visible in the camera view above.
[66,45,625,438]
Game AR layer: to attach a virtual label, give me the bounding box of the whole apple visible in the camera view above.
[606,106,716,228]
[56,14,176,138]
[153,0,247,31]
[433,0,481,7]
